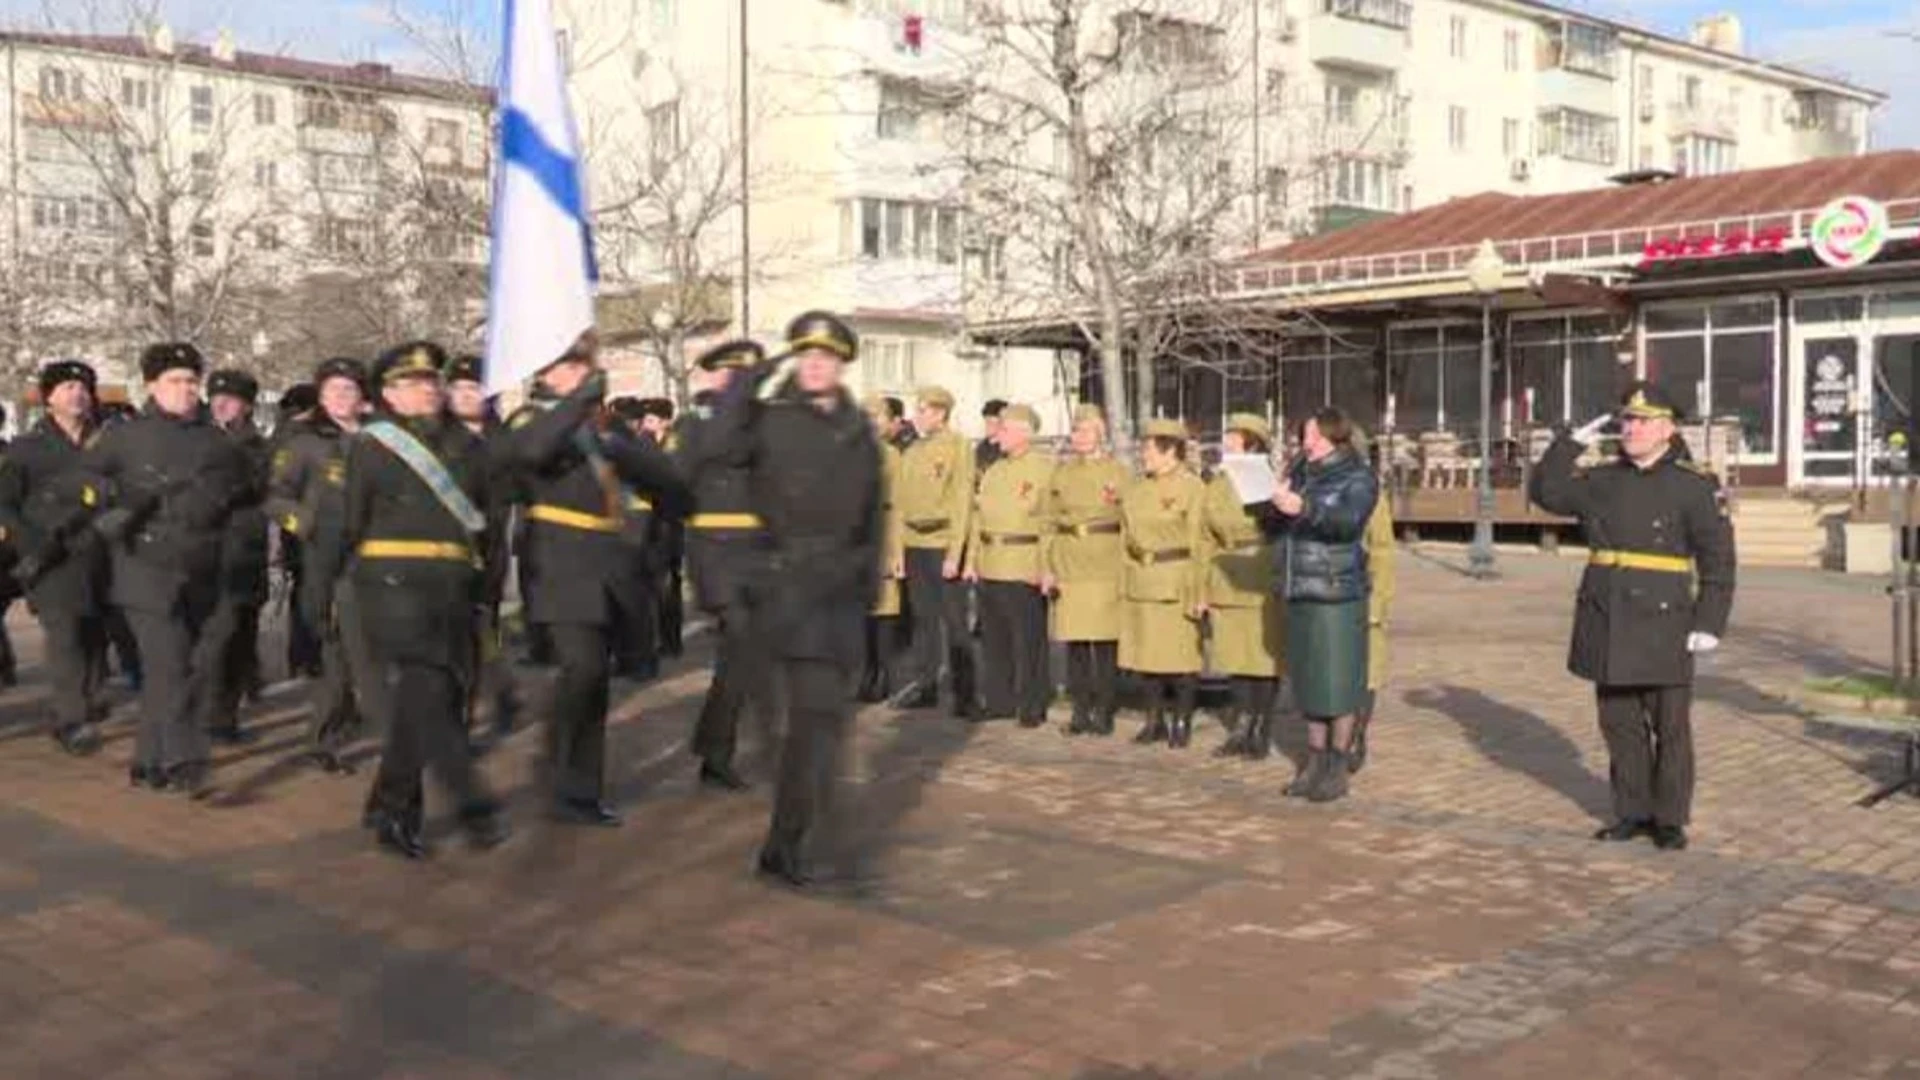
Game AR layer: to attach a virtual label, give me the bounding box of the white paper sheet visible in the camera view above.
[1220,453,1277,504]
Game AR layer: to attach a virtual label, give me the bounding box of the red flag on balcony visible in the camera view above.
[903,15,924,53]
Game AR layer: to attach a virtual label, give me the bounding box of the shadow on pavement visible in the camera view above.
[1406,684,1611,820]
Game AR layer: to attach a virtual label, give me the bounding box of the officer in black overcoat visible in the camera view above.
[269,381,322,679]
[503,338,690,826]
[444,353,520,746]
[691,312,883,887]
[0,361,109,753]
[86,343,249,796]
[1530,381,1737,851]
[677,339,768,791]
[302,342,508,859]
[201,369,270,744]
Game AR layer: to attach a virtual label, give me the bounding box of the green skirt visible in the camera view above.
[1286,599,1368,719]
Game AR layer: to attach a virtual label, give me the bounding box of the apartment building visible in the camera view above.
[561,0,1879,430]
[0,24,491,392]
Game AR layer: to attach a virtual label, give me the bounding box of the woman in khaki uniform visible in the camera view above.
[1352,448,1396,773]
[1204,413,1284,760]
[1042,405,1130,736]
[1119,418,1210,748]
[857,395,907,702]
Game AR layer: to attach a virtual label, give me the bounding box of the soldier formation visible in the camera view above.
[0,321,1735,880]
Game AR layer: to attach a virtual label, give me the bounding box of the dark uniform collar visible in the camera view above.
[36,414,94,446]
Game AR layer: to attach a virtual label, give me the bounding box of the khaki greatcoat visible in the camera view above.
[1117,466,1209,675]
[1042,454,1129,642]
[1202,473,1283,678]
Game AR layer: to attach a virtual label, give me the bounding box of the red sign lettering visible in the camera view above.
[1638,227,1789,267]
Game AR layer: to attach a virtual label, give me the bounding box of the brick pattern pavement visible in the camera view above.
[0,552,1915,1078]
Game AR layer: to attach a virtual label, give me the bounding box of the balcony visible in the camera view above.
[1308,0,1411,73]
[299,125,382,156]
[19,93,117,132]
[1536,66,1618,118]
[1789,92,1864,159]
[1666,99,1738,140]
[1319,98,1411,161]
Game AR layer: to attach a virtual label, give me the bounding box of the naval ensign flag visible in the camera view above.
[484,0,597,395]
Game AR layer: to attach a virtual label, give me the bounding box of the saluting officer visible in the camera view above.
[1043,404,1129,736]
[1204,413,1284,760]
[638,398,688,660]
[857,393,906,704]
[891,385,976,716]
[1530,381,1736,852]
[605,396,662,681]
[678,340,769,791]
[269,357,378,774]
[303,342,508,859]
[445,354,520,746]
[0,361,111,754]
[504,337,690,827]
[269,382,322,679]
[202,369,270,745]
[87,343,249,796]
[690,311,882,888]
[965,403,1054,727]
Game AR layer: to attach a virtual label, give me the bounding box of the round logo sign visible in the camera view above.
[1810,195,1889,270]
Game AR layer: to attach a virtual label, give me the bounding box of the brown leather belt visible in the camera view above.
[981,532,1040,546]
[905,518,950,534]
[1057,522,1121,537]
[1128,546,1191,565]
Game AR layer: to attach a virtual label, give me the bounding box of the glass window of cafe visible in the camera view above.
[1387,323,1483,438]
[1641,297,1778,459]
[1510,314,1619,428]
[1278,331,1379,436]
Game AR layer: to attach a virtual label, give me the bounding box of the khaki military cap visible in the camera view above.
[1225,412,1272,444]
[1143,418,1188,440]
[1071,403,1105,426]
[916,385,955,411]
[1000,403,1039,430]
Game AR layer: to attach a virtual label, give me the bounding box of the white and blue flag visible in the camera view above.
[484,0,597,394]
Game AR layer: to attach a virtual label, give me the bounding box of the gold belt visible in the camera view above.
[528,504,621,533]
[1057,522,1121,537]
[1588,549,1693,574]
[982,532,1040,546]
[690,512,762,530]
[626,495,653,512]
[357,540,478,566]
[905,518,950,533]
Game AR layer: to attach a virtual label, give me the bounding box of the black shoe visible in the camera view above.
[1094,710,1116,737]
[1652,825,1689,851]
[1214,713,1248,758]
[1593,820,1653,843]
[890,682,938,710]
[1348,718,1371,774]
[1017,714,1047,729]
[1285,751,1327,798]
[1308,752,1350,803]
[1245,716,1272,761]
[699,760,750,792]
[1066,706,1091,735]
[308,750,356,776]
[375,817,429,860]
[53,723,102,758]
[1168,713,1194,750]
[756,845,811,888]
[209,726,257,747]
[129,763,168,791]
[550,800,622,828]
[166,762,214,800]
[0,668,17,689]
[1133,712,1168,745]
[462,810,511,851]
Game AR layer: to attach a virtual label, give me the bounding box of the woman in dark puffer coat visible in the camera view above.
[1248,407,1379,803]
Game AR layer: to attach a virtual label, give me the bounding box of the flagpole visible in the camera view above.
[739,0,751,334]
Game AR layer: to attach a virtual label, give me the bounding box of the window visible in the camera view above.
[646,100,681,177]
[38,67,79,102]
[1675,134,1735,177]
[189,222,214,257]
[1763,93,1775,133]
[1324,80,1359,127]
[1322,0,1411,29]
[969,235,1007,282]
[1682,75,1701,108]
[191,86,213,129]
[1117,11,1226,75]
[936,206,958,264]
[852,198,960,263]
[317,217,372,257]
[313,152,375,191]
[1511,315,1617,429]
[119,77,150,111]
[30,196,113,234]
[1448,106,1468,152]
[864,336,919,390]
[254,161,278,189]
[255,224,281,251]
[1449,16,1467,59]
[1280,332,1379,431]
[1264,165,1289,213]
[1537,108,1617,165]
[1502,117,1520,157]
[1560,22,1618,78]
[190,151,215,196]
[1389,324,1485,438]
[555,28,572,74]
[1319,155,1398,211]
[648,0,676,30]
[253,93,277,126]
[1642,298,1778,457]
[1728,86,1742,129]
[877,78,948,142]
[1503,28,1520,73]
[426,118,461,149]
[1265,68,1286,104]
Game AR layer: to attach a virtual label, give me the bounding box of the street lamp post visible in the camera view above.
[1466,239,1507,580]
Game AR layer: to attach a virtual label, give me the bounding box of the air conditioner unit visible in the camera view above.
[1510,158,1532,181]
[1277,16,1298,41]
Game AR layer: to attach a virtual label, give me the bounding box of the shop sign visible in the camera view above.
[1807,352,1853,437]
[1638,227,1789,267]
[1809,195,1889,270]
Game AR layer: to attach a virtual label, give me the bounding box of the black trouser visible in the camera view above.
[105,608,140,683]
[903,547,972,699]
[0,601,16,680]
[547,622,613,805]
[366,662,496,830]
[1064,641,1119,725]
[766,658,853,855]
[1596,685,1695,827]
[1146,673,1199,715]
[1230,676,1280,723]
[979,580,1049,720]
[693,608,760,768]
[468,605,517,734]
[615,565,660,677]
[199,598,259,735]
[125,599,215,772]
[308,583,380,754]
[659,566,684,657]
[286,569,322,679]
[861,615,900,691]
[39,611,106,733]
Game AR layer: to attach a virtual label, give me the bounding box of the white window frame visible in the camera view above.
[1637,292,1781,466]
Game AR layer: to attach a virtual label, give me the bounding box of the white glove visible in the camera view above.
[1569,414,1613,447]
[1686,632,1719,654]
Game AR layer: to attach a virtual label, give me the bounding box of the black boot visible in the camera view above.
[1309,751,1350,803]
[950,649,981,721]
[1168,710,1193,749]
[1285,750,1326,797]
[1133,711,1169,745]
[1066,699,1091,735]
[890,681,939,710]
[1245,711,1272,761]
[1213,709,1247,758]
[1348,714,1371,774]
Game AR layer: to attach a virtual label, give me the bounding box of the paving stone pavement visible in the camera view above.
[1,550,1918,1079]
